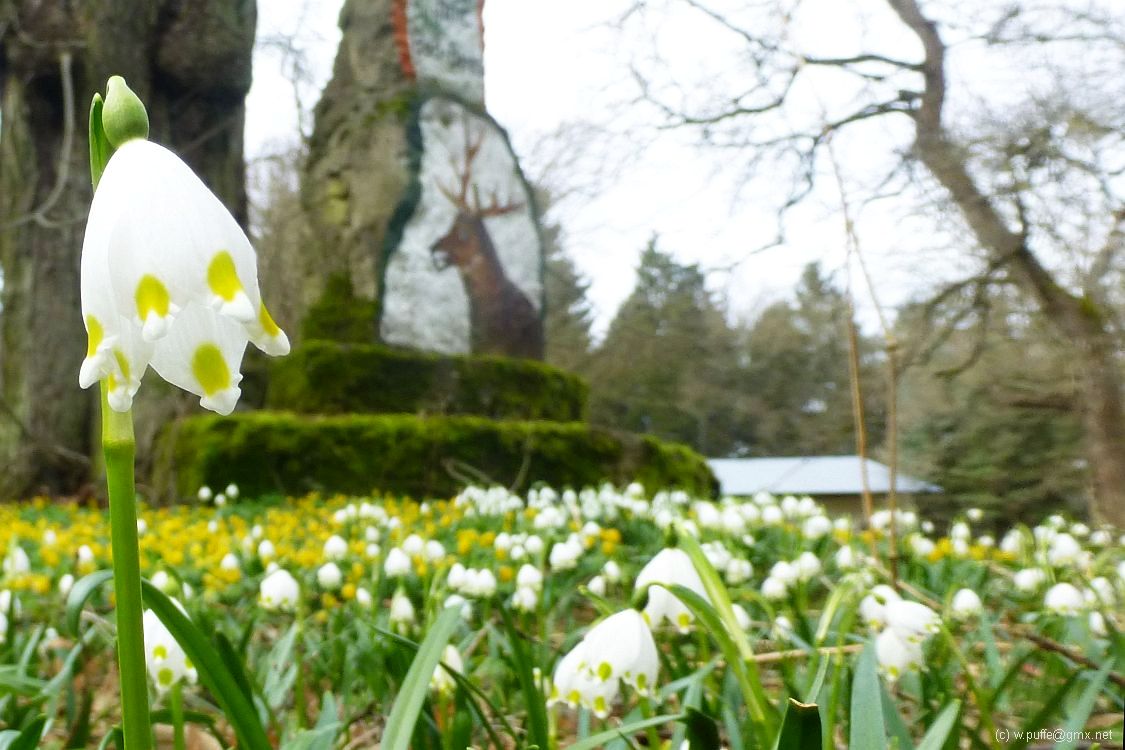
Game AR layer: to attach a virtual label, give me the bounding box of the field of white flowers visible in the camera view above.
[1,484,1122,749]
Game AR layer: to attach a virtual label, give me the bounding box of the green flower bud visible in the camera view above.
[101,76,149,147]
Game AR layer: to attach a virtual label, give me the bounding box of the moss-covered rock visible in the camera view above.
[153,412,716,500]
[301,273,379,343]
[267,340,588,421]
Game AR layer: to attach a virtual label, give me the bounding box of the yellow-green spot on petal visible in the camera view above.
[113,350,130,381]
[158,667,174,686]
[597,661,613,681]
[207,251,244,302]
[153,645,167,661]
[135,274,171,320]
[259,302,281,337]
[191,343,230,396]
[85,316,104,357]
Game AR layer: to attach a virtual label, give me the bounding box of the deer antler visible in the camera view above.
[435,117,524,217]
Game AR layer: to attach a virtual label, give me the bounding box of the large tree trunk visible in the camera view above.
[889,0,1125,526]
[0,0,255,499]
[301,0,414,324]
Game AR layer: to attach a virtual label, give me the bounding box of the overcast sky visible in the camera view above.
[244,1,1105,335]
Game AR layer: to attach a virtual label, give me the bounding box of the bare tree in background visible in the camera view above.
[622,0,1125,525]
[0,0,256,498]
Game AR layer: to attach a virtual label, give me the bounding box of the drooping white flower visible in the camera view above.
[859,585,902,629]
[875,626,923,681]
[549,537,584,571]
[79,133,288,414]
[402,534,425,556]
[430,644,463,695]
[512,586,538,612]
[3,545,30,576]
[259,568,300,612]
[355,586,373,609]
[390,589,416,631]
[143,607,198,693]
[1047,534,1081,567]
[58,574,75,597]
[1013,568,1047,593]
[725,558,753,585]
[802,515,832,540]
[732,604,752,630]
[835,545,859,570]
[384,548,412,577]
[197,485,213,502]
[951,589,983,619]
[794,552,822,581]
[424,540,446,562]
[635,548,708,633]
[1085,577,1115,608]
[323,535,348,561]
[517,564,543,590]
[317,562,342,590]
[219,553,240,573]
[257,539,276,562]
[1089,611,1108,637]
[761,576,789,600]
[885,600,940,643]
[1044,583,1085,616]
[549,609,659,718]
[587,575,607,597]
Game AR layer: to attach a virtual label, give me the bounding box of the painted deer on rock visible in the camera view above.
[431,126,545,359]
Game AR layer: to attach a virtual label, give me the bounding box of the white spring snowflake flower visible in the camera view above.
[323,535,348,561]
[384,548,412,577]
[79,126,288,414]
[259,568,299,612]
[390,590,416,631]
[636,548,708,633]
[430,644,463,696]
[1044,582,1085,616]
[549,609,659,718]
[884,600,940,644]
[317,562,343,590]
[951,588,983,619]
[859,585,902,629]
[143,607,197,693]
[875,626,923,682]
[516,564,543,590]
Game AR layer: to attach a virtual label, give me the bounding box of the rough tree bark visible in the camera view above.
[301,0,414,323]
[0,0,256,498]
[887,0,1125,527]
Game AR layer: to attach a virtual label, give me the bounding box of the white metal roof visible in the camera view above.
[707,456,942,496]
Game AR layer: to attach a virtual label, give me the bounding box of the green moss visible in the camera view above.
[301,274,378,343]
[153,412,715,500]
[267,340,588,422]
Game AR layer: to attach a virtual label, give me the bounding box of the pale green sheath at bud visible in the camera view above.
[102,75,149,147]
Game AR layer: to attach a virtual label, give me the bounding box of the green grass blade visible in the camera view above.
[565,714,685,750]
[774,699,822,750]
[498,601,550,750]
[677,528,776,730]
[8,716,46,750]
[848,641,887,750]
[1058,663,1113,750]
[915,700,960,750]
[64,570,114,636]
[140,581,271,750]
[380,605,462,750]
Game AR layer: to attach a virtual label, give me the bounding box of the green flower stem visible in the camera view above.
[170,682,187,750]
[637,694,662,750]
[102,385,152,750]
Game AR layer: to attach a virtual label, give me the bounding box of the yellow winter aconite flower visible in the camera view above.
[79,112,288,414]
